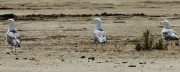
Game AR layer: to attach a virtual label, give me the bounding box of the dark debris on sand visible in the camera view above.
[0,12,168,21]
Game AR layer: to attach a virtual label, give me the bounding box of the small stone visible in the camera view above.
[97,62,102,63]
[128,65,136,67]
[59,26,64,28]
[88,57,95,61]
[91,57,95,60]
[122,62,128,64]
[19,51,23,53]
[139,62,146,64]
[105,60,109,62]
[29,58,35,61]
[15,58,19,60]
[23,58,28,60]
[115,63,120,64]
[6,52,10,54]
[81,56,85,58]
[151,62,155,64]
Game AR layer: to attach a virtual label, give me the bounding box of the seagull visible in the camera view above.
[160,20,178,48]
[6,19,21,52]
[92,18,107,50]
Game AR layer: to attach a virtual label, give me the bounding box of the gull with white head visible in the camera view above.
[161,20,178,40]
[6,19,21,52]
[92,18,107,50]
[160,20,178,48]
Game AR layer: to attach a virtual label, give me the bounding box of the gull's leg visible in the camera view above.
[94,42,97,51]
[166,40,169,50]
[175,40,179,45]
[13,46,15,52]
[173,41,175,49]
[170,40,172,49]
[177,40,179,48]
[175,40,179,49]
[164,40,167,50]
[165,40,169,52]
[102,44,103,51]
[121,41,124,50]
[90,41,92,51]
[93,41,97,51]
[170,41,173,49]
[178,40,179,45]
[174,40,177,49]
[15,46,16,52]
[11,46,13,52]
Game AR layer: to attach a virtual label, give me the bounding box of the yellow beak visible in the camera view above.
[2,20,7,25]
[91,22,93,24]
[91,18,94,24]
[160,21,164,25]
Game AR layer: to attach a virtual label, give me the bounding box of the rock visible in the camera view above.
[6,52,10,54]
[105,60,109,62]
[115,63,120,64]
[139,62,146,64]
[88,57,95,61]
[151,62,155,64]
[23,58,28,60]
[91,57,95,60]
[81,56,85,58]
[128,65,136,67]
[19,51,23,53]
[122,62,128,64]
[15,58,19,60]
[97,62,102,63]
[59,26,64,28]
[29,58,36,61]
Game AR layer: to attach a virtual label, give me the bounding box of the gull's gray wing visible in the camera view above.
[6,30,21,47]
[93,29,107,44]
[162,29,178,40]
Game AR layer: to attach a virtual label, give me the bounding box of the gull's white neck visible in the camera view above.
[95,22,102,30]
[163,25,170,29]
[8,23,15,31]
[163,21,170,29]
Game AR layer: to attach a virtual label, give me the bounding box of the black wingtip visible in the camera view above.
[17,43,21,48]
[176,38,179,40]
[103,41,106,44]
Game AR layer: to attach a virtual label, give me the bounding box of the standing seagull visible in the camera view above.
[161,20,178,48]
[92,18,107,50]
[6,19,21,52]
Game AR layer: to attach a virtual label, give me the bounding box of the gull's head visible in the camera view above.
[160,20,170,29]
[7,19,15,25]
[93,18,103,29]
[7,19,15,31]
[94,18,102,25]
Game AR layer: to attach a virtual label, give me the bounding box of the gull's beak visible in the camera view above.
[91,18,94,24]
[2,20,7,25]
[160,21,164,25]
